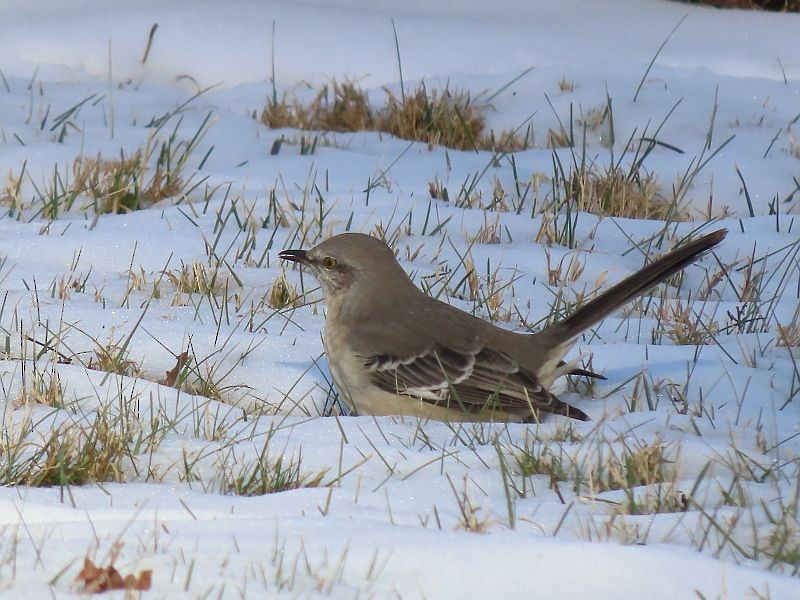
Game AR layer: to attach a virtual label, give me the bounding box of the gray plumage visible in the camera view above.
[280,229,726,422]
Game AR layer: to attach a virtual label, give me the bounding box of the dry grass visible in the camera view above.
[428,177,449,201]
[587,439,672,495]
[380,86,484,151]
[260,79,528,152]
[558,77,576,92]
[2,116,210,220]
[448,474,495,533]
[460,255,513,322]
[218,452,328,496]
[657,299,720,345]
[72,149,185,214]
[789,131,800,159]
[13,370,66,408]
[537,152,690,228]
[165,260,227,305]
[262,80,374,132]
[87,342,142,378]
[776,305,800,347]
[676,0,798,10]
[565,165,682,220]
[547,126,572,149]
[545,249,585,286]
[0,414,135,486]
[761,516,800,571]
[269,273,301,310]
[514,437,672,497]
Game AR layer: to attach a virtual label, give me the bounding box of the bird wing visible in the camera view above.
[362,345,588,420]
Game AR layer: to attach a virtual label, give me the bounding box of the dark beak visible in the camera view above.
[278,249,308,265]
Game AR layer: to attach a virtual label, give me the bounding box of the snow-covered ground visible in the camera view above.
[0,0,799,597]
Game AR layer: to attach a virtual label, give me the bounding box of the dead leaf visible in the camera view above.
[161,351,190,387]
[75,557,152,593]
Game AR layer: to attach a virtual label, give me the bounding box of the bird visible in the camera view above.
[279,229,726,422]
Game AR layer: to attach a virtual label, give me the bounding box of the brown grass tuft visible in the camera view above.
[14,370,66,408]
[676,0,798,11]
[88,342,142,377]
[268,273,300,310]
[777,306,800,347]
[514,436,672,497]
[73,149,185,214]
[381,86,484,150]
[260,79,528,152]
[261,80,374,132]
[566,165,683,220]
[558,77,576,92]
[0,414,136,486]
[657,298,719,345]
[3,118,208,220]
[165,261,227,305]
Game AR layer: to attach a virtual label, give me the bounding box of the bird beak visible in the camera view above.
[278,249,308,265]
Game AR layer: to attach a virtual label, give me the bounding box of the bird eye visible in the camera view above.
[322,256,337,270]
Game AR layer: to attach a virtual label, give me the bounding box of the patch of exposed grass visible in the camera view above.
[514,436,672,496]
[177,351,251,406]
[380,85,485,150]
[676,0,798,11]
[262,80,374,132]
[3,115,211,220]
[88,342,142,377]
[776,305,800,347]
[217,449,327,496]
[558,76,576,92]
[0,412,137,486]
[260,79,529,152]
[14,369,67,409]
[565,164,680,220]
[269,272,301,310]
[656,298,720,345]
[510,435,685,518]
[71,148,184,214]
[613,485,689,516]
[428,177,449,201]
[165,260,228,305]
[514,440,570,482]
[537,88,735,227]
[448,474,495,533]
[598,439,671,489]
[761,514,800,573]
[534,160,689,249]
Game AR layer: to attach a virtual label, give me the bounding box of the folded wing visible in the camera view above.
[363,345,588,421]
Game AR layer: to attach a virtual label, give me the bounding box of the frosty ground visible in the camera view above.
[0,0,799,597]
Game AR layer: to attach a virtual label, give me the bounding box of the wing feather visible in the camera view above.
[362,344,587,419]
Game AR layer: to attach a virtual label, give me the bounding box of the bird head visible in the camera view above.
[279,233,407,300]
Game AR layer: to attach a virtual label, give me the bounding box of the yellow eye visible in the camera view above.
[322,256,337,270]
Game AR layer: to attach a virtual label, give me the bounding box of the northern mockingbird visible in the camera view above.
[280,229,726,422]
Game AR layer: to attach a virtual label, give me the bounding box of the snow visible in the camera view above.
[0,0,799,597]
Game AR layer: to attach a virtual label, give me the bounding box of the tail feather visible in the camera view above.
[568,366,606,380]
[524,398,590,422]
[546,229,727,345]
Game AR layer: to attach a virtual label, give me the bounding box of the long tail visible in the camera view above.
[544,229,727,345]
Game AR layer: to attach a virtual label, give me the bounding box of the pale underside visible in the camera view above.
[324,328,578,422]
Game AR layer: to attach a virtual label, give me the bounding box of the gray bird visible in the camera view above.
[280,229,726,422]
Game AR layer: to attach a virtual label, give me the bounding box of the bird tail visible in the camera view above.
[543,229,726,346]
